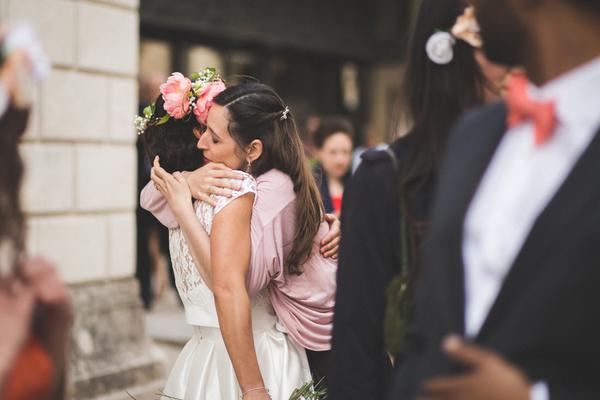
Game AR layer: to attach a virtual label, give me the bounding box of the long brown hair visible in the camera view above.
[399,0,486,262]
[0,106,30,275]
[213,83,324,275]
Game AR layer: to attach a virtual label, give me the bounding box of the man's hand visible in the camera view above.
[184,163,244,206]
[418,335,531,400]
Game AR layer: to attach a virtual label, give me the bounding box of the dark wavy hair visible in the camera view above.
[0,106,30,275]
[313,116,354,149]
[213,83,324,275]
[140,95,204,173]
[399,0,486,258]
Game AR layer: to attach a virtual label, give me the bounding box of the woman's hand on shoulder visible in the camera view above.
[185,162,244,206]
[321,213,341,259]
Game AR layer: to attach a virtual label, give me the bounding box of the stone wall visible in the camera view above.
[0,0,165,398]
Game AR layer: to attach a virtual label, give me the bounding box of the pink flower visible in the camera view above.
[193,80,226,124]
[451,6,483,48]
[160,72,192,119]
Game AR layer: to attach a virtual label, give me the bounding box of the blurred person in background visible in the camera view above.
[312,117,354,217]
[351,122,387,174]
[302,115,321,168]
[328,1,508,399]
[0,24,72,400]
[388,0,600,398]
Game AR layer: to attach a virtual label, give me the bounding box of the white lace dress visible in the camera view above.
[162,172,311,400]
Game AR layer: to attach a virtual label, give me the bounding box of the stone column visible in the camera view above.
[0,0,165,398]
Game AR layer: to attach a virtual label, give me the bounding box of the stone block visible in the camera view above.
[109,77,138,143]
[108,213,135,278]
[75,144,136,210]
[37,215,107,283]
[20,143,74,213]
[77,2,138,75]
[40,70,109,140]
[89,0,140,10]
[7,0,76,66]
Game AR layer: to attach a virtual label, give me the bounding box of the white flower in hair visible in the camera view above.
[426,31,456,65]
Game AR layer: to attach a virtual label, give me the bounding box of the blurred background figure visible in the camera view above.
[351,122,388,173]
[136,72,175,310]
[312,116,354,217]
[302,115,321,167]
[0,23,72,400]
[328,0,506,398]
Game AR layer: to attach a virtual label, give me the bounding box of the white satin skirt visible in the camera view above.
[161,303,311,400]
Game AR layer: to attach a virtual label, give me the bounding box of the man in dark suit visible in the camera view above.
[387,1,600,399]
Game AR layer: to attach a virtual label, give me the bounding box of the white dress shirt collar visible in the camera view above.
[528,55,600,133]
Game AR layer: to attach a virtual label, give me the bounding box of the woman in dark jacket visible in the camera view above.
[327,0,509,398]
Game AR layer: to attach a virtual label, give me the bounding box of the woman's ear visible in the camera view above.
[246,139,263,163]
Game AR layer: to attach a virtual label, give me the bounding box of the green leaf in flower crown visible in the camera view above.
[143,104,153,118]
[156,114,170,126]
[190,72,200,81]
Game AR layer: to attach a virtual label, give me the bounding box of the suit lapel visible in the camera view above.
[477,125,600,341]
[433,103,508,334]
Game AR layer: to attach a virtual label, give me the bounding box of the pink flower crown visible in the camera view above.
[135,67,226,135]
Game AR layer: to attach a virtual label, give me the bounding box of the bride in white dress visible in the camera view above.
[161,172,311,399]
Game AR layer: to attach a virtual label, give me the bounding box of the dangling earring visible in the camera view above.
[245,159,252,174]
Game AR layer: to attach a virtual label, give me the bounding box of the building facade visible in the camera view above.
[0,0,164,398]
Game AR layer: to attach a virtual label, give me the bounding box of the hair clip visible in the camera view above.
[426,6,482,65]
[280,106,290,121]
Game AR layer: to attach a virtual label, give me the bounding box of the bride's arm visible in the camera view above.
[211,193,269,399]
[150,159,214,287]
[141,161,243,229]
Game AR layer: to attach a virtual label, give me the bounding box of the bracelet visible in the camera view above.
[241,386,270,399]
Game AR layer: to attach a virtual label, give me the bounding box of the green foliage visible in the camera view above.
[289,378,327,400]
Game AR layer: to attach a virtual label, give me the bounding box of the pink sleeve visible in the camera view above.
[246,200,295,296]
[140,181,179,229]
[245,170,336,351]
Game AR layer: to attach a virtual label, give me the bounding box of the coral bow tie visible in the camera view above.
[506,73,557,146]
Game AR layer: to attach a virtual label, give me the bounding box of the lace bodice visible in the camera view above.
[169,172,267,327]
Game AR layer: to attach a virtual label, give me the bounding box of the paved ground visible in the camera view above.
[101,289,189,400]
[145,289,193,345]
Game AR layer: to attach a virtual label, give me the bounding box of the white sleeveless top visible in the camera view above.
[168,172,264,327]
